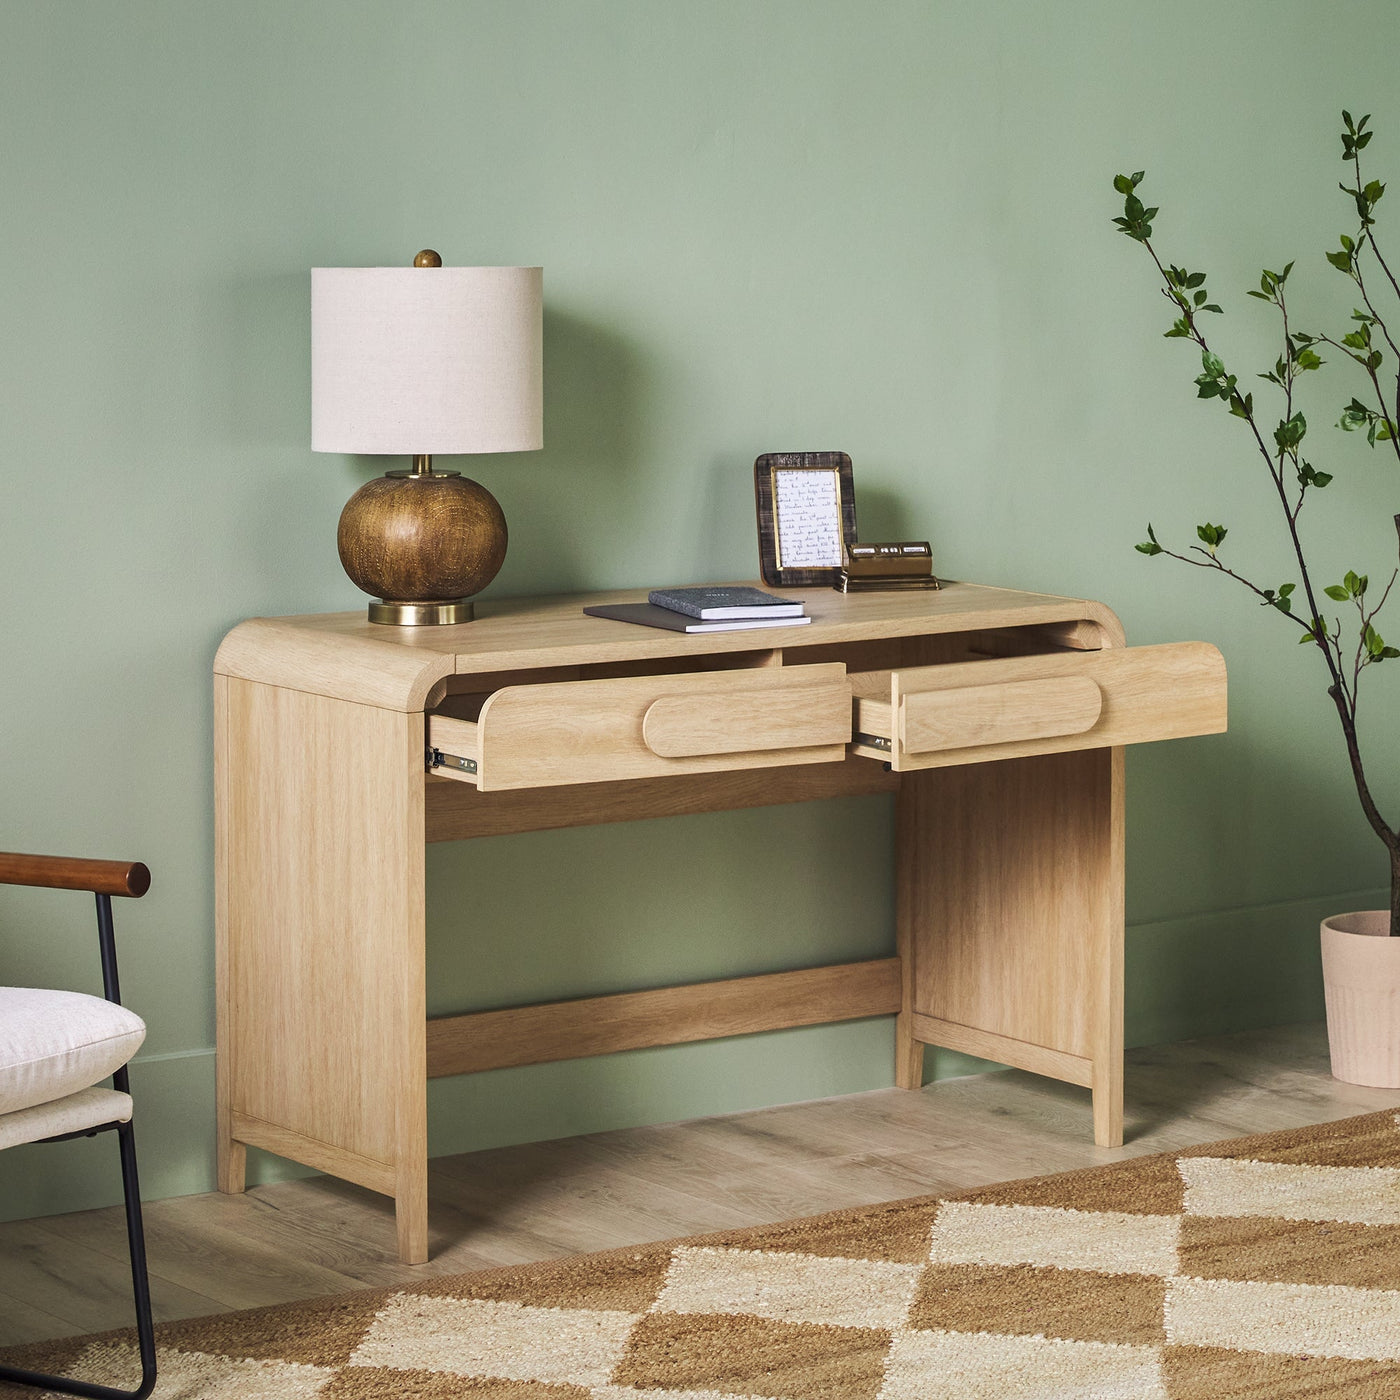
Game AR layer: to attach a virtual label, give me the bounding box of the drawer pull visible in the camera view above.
[643,683,852,759]
[901,676,1102,754]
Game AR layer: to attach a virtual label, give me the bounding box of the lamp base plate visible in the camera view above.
[368,599,475,627]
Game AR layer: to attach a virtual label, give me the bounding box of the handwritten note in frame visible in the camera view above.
[754,452,859,587]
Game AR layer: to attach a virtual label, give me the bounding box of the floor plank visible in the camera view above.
[1,1021,1396,1347]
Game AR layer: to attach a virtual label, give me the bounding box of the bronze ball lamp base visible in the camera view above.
[337,454,508,626]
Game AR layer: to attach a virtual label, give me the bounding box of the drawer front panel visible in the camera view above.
[469,662,850,790]
[901,676,1102,754]
[853,641,1225,769]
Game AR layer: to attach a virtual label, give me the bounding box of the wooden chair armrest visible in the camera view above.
[0,852,150,898]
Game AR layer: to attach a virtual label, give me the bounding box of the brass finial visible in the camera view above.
[413,249,443,268]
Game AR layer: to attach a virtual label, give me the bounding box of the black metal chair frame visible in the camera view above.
[0,887,156,1400]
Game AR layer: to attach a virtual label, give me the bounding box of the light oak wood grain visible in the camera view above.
[900,675,1102,753]
[213,581,1212,1264]
[851,640,1225,770]
[217,679,429,1263]
[424,762,899,842]
[641,680,851,758]
[425,959,902,1077]
[431,662,850,791]
[899,749,1125,1147]
[215,582,1127,712]
[909,1014,1094,1086]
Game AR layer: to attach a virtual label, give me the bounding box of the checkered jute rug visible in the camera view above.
[8,1110,1400,1399]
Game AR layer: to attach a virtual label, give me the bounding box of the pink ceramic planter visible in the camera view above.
[1322,911,1400,1087]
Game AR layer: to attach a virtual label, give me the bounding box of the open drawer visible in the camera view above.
[428,662,852,790]
[850,642,1226,769]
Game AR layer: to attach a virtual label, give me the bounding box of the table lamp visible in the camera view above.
[312,251,543,625]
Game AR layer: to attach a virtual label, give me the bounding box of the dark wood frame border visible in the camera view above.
[753,451,859,587]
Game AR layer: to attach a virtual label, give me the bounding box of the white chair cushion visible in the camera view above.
[0,987,146,1115]
[0,1086,133,1150]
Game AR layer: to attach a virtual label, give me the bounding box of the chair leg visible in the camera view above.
[0,1121,157,1400]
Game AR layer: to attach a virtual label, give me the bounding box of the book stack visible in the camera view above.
[583,586,812,633]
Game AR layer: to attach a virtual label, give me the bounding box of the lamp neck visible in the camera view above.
[411,454,434,478]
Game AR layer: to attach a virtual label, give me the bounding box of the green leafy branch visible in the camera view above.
[1112,115,1400,884]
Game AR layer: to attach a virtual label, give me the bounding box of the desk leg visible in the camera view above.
[216,679,429,1263]
[895,747,1125,1148]
[894,777,928,1090]
[214,677,247,1195]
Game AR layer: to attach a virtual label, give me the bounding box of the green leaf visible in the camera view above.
[1113,173,1134,195]
[1327,249,1354,273]
[1324,584,1351,601]
[1202,350,1225,376]
[1247,289,1273,299]
[1196,522,1227,553]
[1204,304,1223,313]
[1185,272,1206,288]
[1274,412,1307,450]
[1136,522,1163,556]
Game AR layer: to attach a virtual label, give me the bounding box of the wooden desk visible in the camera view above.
[214,582,1226,1263]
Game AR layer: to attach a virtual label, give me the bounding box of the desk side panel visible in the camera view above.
[903,747,1121,1074]
[218,679,426,1200]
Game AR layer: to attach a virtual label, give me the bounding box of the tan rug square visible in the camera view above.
[1181,1110,1400,1171]
[1180,1213,1400,1289]
[961,1150,1185,1216]
[910,1261,1165,1344]
[702,1198,941,1264]
[1162,1343,1400,1398]
[612,1310,891,1400]
[153,1289,387,1368]
[413,1247,671,1314]
[322,1371,592,1399]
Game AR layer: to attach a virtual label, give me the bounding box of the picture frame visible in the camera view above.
[753,451,858,587]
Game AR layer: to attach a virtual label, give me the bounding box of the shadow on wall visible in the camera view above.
[493,306,649,597]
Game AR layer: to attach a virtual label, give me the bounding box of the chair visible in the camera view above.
[0,853,156,1400]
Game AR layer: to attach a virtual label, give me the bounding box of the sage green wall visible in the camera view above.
[2,0,1397,1222]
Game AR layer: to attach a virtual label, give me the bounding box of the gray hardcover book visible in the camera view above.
[648,586,805,620]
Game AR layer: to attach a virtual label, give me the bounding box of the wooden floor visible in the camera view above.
[1,1020,1396,1347]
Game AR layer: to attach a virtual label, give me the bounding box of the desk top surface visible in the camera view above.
[215,580,1123,711]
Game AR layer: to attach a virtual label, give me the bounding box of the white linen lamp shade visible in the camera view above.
[311,253,543,626]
